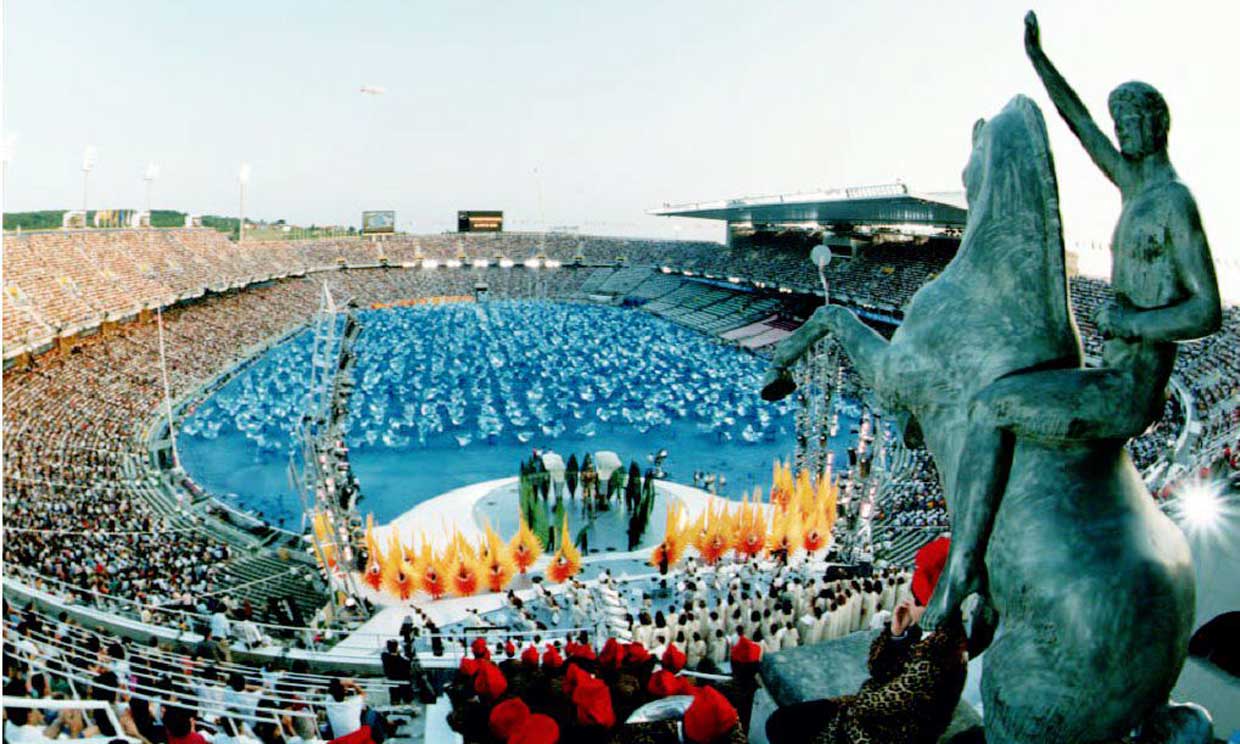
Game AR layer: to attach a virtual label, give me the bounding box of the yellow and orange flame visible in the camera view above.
[446,535,481,597]
[362,516,384,591]
[691,501,732,566]
[482,524,516,593]
[381,530,416,601]
[650,502,689,570]
[413,539,447,599]
[510,516,543,574]
[733,491,768,560]
[767,506,803,559]
[546,514,581,584]
[311,511,337,568]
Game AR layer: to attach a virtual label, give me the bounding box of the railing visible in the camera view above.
[3,567,595,665]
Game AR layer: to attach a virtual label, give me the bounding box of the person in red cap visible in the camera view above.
[661,643,687,673]
[542,645,564,671]
[471,636,492,661]
[521,646,541,668]
[570,675,616,730]
[684,686,741,744]
[646,668,691,698]
[911,535,950,607]
[508,713,559,744]
[473,660,508,701]
[489,697,531,741]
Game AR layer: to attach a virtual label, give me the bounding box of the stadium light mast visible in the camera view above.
[82,145,97,222]
[144,162,160,216]
[239,162,251,241]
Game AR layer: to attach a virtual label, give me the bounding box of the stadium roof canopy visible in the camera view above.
[648,182,967,230]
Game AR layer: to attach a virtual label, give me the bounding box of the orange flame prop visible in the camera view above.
[802,504,829,554]
[691,502,732,566]
[767,506,803,559]
[362,515,384,591]
[482,525,516,593]
[311,512,337,568]
[413,539,447,599]
[733,490,768,560]
[769,460,793,512]
[650,503,689,570]
[381,531,416,601]
[546,514,581,584]
[447,534,481,597]
[509,517,543,574]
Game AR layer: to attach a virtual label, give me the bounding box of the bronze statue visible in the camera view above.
[763,63,1219,742]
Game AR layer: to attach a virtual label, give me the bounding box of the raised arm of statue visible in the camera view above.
[1024,11,1127,186]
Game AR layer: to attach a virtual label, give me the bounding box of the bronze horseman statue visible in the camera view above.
[762,12,1221,742]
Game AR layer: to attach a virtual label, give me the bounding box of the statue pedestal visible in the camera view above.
[752,630,983,743]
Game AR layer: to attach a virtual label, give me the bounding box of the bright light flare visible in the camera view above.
[239,163,251,184]
[1170,477,1230,537]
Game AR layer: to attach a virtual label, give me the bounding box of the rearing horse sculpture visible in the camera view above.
[763,96,1197,742]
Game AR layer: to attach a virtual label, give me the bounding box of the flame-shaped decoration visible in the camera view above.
[311,512,337,568]
[414,539,447,599]
[483,524,516,593]
[734,491,768,560]
[767,506,803,558]
[362,515,384,591]
[510,516,543,574]
[447,534,481,597]
[650,502,688,570]
[769,460,793,512]
[802,503,829,554]
[382,531,416,600]
[546,514,581,584]
[691,501,732,565]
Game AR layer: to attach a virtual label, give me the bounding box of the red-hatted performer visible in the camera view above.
[489,697,531,741]
[571,675,616,730]
[473,660,508,701]
[911,535,950,606]
[661,643,687,673]
[684,686,742,744]
[509,713,559,744]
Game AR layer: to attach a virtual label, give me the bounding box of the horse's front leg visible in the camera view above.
[762,305,890,401]
[923,395,1011,631]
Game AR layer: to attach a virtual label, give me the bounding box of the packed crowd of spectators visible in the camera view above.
[2,598,419,744]
[2,268,595,634]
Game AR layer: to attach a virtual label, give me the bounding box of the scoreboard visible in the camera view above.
[458,210,503,233]
[362,210,396,234]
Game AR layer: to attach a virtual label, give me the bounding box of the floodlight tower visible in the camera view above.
[82,145,97,222]
[144,162,160,216]
[239,162,251,241]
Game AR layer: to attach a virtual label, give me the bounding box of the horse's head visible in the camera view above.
[879,96,1083,487]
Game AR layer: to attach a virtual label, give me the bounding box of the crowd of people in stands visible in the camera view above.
[2,597,422,744]
[1,227,1236,743]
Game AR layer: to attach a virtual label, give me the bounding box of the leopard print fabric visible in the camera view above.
[813,620,968,744]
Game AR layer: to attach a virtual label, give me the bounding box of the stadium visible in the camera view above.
[3,4,1238,744]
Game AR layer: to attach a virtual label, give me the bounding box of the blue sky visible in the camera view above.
[3,0,1238,281]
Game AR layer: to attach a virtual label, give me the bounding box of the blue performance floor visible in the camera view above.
[179,302,860,526]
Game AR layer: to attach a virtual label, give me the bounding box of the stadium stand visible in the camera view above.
[3,227,1237,705]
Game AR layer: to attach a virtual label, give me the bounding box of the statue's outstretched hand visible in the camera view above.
[1024,10,1041,56]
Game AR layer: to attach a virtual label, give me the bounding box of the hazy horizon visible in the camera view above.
[3,1,1238,288]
